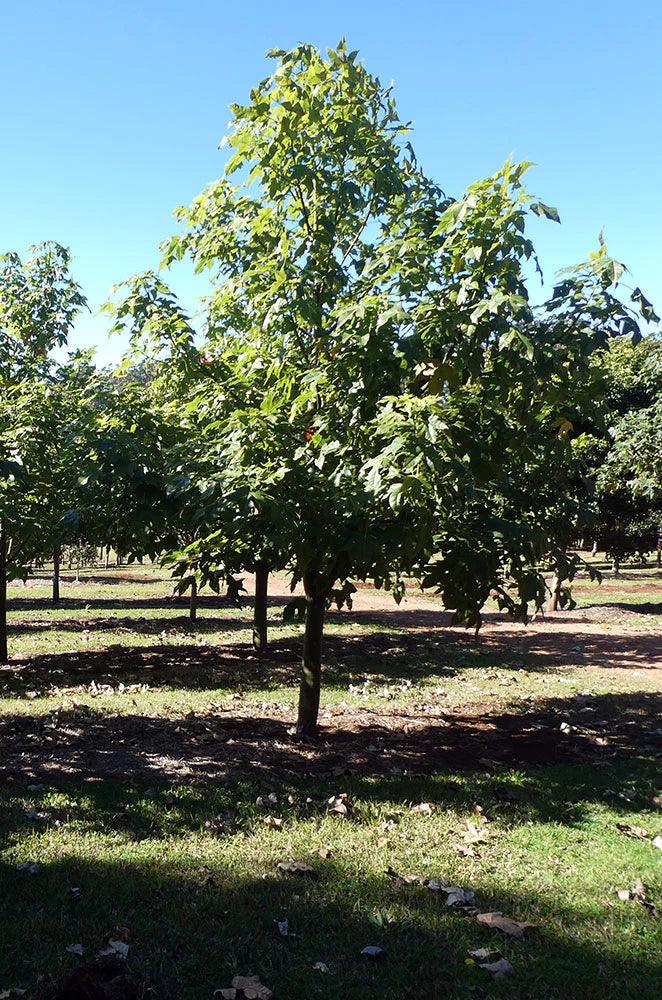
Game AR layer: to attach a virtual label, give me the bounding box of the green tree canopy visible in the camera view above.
[114,42,654,734]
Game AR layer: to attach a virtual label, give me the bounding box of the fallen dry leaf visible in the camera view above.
[276,919,289,938]
[215,974,273,999]
[66,944,84,956]
[385,866,425,887]
[97,940,129,960]
[468,947,499,960]
[276,860,316,877]
[479,957,514,979]
[312,962,329,973]
[616,823,650,841]
[410,802,435,815]
[443,885,476,908]
[426,880,475,908]
[463,821,489,844]
[455,843,478,858]
[360,945,385,959]
[262,816,283,829]
[327,794,351,816]
[476,911,535,939]
[620,879,659,918]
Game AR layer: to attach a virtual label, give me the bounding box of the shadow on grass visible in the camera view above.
[3,756,661,839]
[584,602,662,616]
[7,594,258,612]
[0,691,660,785]
[1,608,659,709]
[7,615,255,636]
[0,776,661,1000]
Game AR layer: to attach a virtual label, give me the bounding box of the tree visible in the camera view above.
[139,43,651,734]
[0,243,87,660]
[579,335,662,570]
[73,364,186,579]
[106,272,292,642]
[30,353,100,603]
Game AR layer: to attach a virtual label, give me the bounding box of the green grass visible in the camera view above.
[0,559,660,998]
[1,765,661,999]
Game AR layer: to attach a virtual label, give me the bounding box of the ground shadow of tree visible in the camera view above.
[583,601,662,616]
[0,842,660,999]
[6,593,259,612]
[2,611,658,704]
[2,752,660,841]
[7,615,254,636]
[0,691,659,786]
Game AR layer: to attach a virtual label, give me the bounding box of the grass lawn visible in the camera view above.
[0,558,660,999]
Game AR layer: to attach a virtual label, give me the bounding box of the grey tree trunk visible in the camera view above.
[0,526,7,663]
[547,571,562,612]
[190,578,197,622]
[52,545,60,605]
[296,570,326,736]
[252,562,269,652]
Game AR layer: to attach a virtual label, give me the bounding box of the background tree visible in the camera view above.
[107,272,292,643]
[0,243,87,660]
[578,334,662,571]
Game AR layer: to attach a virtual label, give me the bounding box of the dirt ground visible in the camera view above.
[1,568,659,785]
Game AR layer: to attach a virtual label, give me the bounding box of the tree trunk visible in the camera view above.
[75,540,81,583]
[547,572,562,612]
[105,547,110,570]
[296,571,326,737]
[189,578,197,622]
[613,557,620,577]
[0,526,7,664]
[591,541,598,556]
[252,562,269,652]
[657,528,661,567]
[52,545,60,605]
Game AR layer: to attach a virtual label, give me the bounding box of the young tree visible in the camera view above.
[0,243,87,659]
[73,365,184,572]
[152,44,653,733]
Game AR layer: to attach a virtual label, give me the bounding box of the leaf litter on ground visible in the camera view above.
[479,957,514,979]
[476,911,536,939]
[276,860,316,877]
[215,975,273,999]
[617,879,658,918]
[97,940,129,960]
[360,946,386,960]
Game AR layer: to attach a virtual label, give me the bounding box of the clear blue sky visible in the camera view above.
[1,0,660,362]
